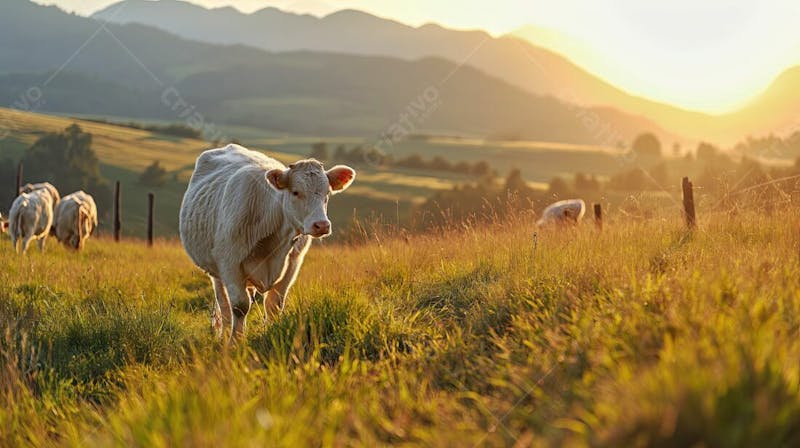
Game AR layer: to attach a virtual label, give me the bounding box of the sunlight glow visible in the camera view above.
[39,0,800,114]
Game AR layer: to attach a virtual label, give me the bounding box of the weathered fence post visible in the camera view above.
[113,181,122,242]
[147,192,154,247]
[593,203,603,231]
[682,176,696,229]
[15,161,23,196]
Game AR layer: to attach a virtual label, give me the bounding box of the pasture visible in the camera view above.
[4,108,656,237]
[1,108,470,237]
[3,209,800,446]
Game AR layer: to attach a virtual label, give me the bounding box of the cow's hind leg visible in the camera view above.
[210,276,232,339]
[11,232,19,254]
[37,236,47,253]
[264,236,311,321]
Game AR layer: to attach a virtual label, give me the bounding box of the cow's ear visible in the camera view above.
[327,165,356,194]
[266,169,290,190]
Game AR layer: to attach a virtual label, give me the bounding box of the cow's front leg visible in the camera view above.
[210,276,231,339]
[264,236,311,321]
[37,236,47,252]
[219,268,250,343]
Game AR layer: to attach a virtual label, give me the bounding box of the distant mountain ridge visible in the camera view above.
[0,0,668,145]
[93,0,800,145]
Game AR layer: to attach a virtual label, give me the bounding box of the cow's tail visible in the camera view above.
[76,206,87,250]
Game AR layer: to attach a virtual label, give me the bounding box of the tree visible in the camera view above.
[139,161,168,187]
[0,157,16,213]
[574,172,601,192]
[547,177,572,198]
[22,124,111,215]
[334,145,347,161]
[472,161,491,177]
[632,133,662,158]
[504,169,528,193]
[696,142,719,161]
[309,142,329,161]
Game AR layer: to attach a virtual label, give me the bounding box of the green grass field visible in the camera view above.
[2,208,800,446]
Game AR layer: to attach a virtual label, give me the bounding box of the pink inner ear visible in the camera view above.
[330,169,354,189]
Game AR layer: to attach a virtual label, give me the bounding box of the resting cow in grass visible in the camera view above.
[54,191,98,250]
[179,144,356,341]
[537,199,586,228]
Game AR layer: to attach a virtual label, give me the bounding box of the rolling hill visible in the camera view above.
[0,106,471,238]
[93,0,800,145]
[3,104,651,238]
[0,0,667,146]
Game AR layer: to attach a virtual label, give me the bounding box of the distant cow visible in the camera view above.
[20,182,61,207]
[9,189,56,254]
[537,199,586,228]
[54,191,98,250]
[20,182,60,236]
[179,144,356,341]
[1,213,8,233]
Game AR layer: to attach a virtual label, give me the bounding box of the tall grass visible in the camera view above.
[1,209,799,446]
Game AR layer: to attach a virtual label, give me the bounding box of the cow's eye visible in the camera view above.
[292,191,300,197]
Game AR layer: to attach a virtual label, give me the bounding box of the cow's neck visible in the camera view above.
[241,197,301,292]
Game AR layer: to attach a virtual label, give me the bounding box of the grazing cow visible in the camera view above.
[537,199,586,228]
[20,182,61,207]
[9,189,56,254]
[20,182,60,236]
[54,191,98,250]
[179,144,356,341]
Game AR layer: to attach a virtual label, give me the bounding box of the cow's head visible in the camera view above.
[266,159,356,238]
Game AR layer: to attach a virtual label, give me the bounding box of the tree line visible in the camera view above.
[309,142,495,177]
[2,124,112,215]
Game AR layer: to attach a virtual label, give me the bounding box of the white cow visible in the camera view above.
[9,189,56,254]
[179,144,356,341]
[54,191,98,250]
[537,199,586,228]
[20,182,61,207]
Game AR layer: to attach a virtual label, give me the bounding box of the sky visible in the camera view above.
[37,0,800,114]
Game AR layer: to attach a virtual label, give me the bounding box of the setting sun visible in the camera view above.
[42,0,800,113]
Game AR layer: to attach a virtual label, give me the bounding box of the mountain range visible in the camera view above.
[0,0,671,146]
[92,0,800,145]
[1,0,798,148]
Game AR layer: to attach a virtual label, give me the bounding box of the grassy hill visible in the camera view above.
[2,208,799,445]
[1,107,482,236]
[1,107,635,238]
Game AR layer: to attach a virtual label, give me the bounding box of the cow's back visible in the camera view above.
[180,145,283,274]
[10,190,53,238]
[55,191,98,240]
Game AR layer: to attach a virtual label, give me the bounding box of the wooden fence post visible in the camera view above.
[682,177,696,229]
[593,203,603,231]
[147,192,154,247]
[113,181,121,242]
[15,161,23,196]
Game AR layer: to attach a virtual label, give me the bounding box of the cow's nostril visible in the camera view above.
[313,221,331,234]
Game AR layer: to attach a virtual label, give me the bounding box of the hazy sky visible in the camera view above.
[36,0,800,114]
